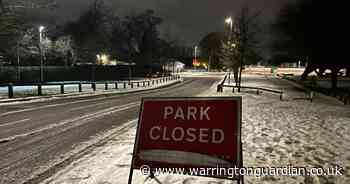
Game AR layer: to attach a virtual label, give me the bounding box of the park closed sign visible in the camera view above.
[128,97,242,183]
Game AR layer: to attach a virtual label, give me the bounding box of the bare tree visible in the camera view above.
[219,39,240,85]
[234,7,262,91]
[0,0,56,59]
[218,7,261,88]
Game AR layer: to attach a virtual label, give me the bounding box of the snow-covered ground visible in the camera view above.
[316,80,350,89]
[40,75,350,184]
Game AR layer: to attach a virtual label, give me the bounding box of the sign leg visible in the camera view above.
[127,168,134,184]
[145,171,162,184]
[240,141,244,184]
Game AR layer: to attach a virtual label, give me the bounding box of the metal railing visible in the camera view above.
[217,73,284,101]
[0,75,181,99]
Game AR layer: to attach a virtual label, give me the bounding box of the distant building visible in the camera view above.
[164,61,185,72]
[280,61,304,68]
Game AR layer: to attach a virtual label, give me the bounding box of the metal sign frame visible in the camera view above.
[128,97,243,184]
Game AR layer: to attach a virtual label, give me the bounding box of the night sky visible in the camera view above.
[51,0,297,46]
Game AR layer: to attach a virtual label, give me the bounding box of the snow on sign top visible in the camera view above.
[130,97,242,178]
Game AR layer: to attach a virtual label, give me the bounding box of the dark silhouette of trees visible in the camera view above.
[64,2,163,66]
[234,7,262,91]
[63,0,112,63]
[0,0,56,61]
[272,0,349,89]
[199,32,225,70]
[1,0,177,69]
[123,10,162,65]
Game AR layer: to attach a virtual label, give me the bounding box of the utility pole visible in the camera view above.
[17,41,21,82]
[39,26,45,83]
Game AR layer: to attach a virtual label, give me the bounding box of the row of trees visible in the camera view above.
[0,0,191,67]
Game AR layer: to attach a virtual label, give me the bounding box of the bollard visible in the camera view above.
[137,82,140,87]
[60,84,64,94]
[92,83,96,91]
[131,82,134,88]
[232,87,235,93]
[152,80,155,85]
[124,82,126,89]
[310,91,314,102]
[228,73,231,84]
[115,82,118,89]
[8,84,14,98]
[38,84,42,96]
[79,83,82,92]
[143,81,146,87]
[156,80,159,84]
[217,85,222,93]
[105,83,108,90]
[280,93,283,101]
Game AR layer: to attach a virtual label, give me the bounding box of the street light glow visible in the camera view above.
[39,26,45,33]
[97,54,109,65]
[225,17,232,24]
[101,54,108,62]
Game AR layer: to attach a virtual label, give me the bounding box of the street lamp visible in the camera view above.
[39,26,45,83]
[225,17,233,33]
[96,54,101,64]
[194,46,198,71]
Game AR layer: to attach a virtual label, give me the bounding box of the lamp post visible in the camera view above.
[225,17,233,38]
[194,46,198,71]
[39,26,45,83]
[17,41,20,82]
[225,17,236,85]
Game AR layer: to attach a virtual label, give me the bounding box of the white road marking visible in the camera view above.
[0,102,140,143]
[0,96,128,117]
[0,118,30,127]
[70,101,117,111]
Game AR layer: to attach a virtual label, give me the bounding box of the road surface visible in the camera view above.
[0,77,220,184]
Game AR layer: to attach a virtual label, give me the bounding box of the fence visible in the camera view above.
[0,75,181,99]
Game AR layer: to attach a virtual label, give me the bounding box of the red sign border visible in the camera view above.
[128,96,242,183]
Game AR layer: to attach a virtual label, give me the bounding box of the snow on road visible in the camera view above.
[41,75,350,184]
